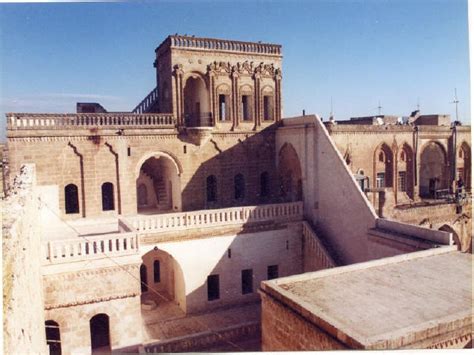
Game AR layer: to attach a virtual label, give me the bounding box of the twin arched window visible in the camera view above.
[65,182,115,214]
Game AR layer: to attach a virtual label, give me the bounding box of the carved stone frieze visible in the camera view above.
[208,61,232,75]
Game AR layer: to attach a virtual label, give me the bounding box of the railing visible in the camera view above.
[302,221,336,270]
[169,35,281,55]
[185,112,213,127]
[7,113,176,130]
[133,87,159,114]
[42,232,139,264]
[126,202,303,233]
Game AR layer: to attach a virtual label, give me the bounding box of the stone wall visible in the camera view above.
[2,164,47,353]
[277,116,378,264]
[146,221,304,314]
[7,127,279,218]
[42,257,143,353]
[260,290,347,351]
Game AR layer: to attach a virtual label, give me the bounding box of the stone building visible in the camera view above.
[2,35,470,353]
[326,114,472,252]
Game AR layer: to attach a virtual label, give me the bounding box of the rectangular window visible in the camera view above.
[207,274,220,301]
[219,94,228,121]
[376,173,385,188]
[241,95,251,121]
[398,171,407,192]
[267,265,279,280]
[263,96,273,120]
[457,168,464,181]
[241,269,253,294]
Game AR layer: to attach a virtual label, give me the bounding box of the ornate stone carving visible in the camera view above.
[256,62,277,77]
[237,60,254,75]
[208,61,232,75]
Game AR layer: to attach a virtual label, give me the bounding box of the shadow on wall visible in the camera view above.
[138,220,304,316]
[178,125,301,212]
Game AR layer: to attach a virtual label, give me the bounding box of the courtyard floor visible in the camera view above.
[140,293,261,351]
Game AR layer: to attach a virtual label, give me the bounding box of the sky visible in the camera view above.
[0,0,470,141]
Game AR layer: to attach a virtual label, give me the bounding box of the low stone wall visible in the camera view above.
[143,322,260,353]
[260,290,347,351]
[2,164,47,353]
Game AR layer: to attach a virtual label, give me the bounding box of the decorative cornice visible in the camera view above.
[427,333,472,349]
[43,264,139,281]
[44,292,139,310]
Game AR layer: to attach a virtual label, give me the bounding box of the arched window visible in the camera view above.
[234,174,245,199]
[260,172,269,197]
[45,320,61,355]
[206,175,217,202]
[459,149,463,158]
[400,151,405,161]
[64,184,79,214]
[101,182,114,211]
[153,260,161,283]
[140,264,148,292]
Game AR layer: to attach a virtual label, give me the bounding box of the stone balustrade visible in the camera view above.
[43,232,139,264]
[169,35,281,55]
[7,113,176,130]
[133,87,159,114]
[302,221,336,270]
[127,202,303,233]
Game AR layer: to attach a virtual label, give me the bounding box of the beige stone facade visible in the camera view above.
[2,35,469,353]
[326,119,472,252]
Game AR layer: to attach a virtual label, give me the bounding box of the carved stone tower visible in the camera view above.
[153,35,283,131]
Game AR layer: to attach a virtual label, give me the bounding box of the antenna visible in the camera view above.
[376,101,382,115]
[451,88,459,122]
[416,97,420,111]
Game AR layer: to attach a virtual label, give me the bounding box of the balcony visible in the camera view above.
[41,202,304,264]
[124,201,304,235]
[7,112,176,131]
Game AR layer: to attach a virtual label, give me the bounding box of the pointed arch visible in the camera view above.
[373,143,394,188]
[419,141,448,197]
[278,143,302,201]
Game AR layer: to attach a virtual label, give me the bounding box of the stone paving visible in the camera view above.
[141,293,261,348]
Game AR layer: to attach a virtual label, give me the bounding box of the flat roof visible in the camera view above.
[261,247,472,349]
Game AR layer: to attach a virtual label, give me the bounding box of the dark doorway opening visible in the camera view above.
[90,314,110,351]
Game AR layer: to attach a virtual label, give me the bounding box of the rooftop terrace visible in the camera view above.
[261,247,472,349]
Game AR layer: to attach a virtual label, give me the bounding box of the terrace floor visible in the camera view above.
[139,293,261,351]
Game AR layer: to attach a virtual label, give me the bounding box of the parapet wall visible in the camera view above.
[2,164,47,353]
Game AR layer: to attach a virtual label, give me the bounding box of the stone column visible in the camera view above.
[254,73,261,127]
[231,67,239,128]
[393,145,398,204]
[274,71,282,121]
[208,71,216,126]
[173,64,184,127]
